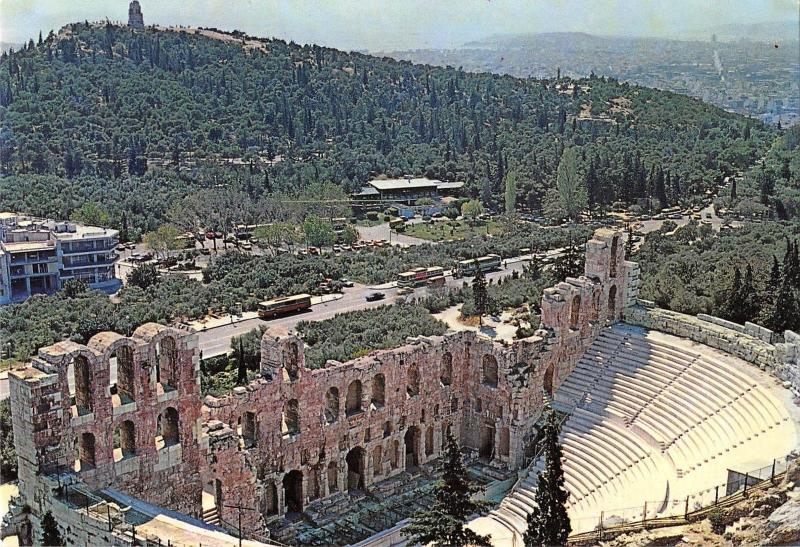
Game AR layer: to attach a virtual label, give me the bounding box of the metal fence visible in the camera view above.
[567,452,798,539]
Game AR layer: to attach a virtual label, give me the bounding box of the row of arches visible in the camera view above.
[66,336,181,416]
[276,352,491,438]
[568,284,619,330]
[74,407,180,471]
[264,423,452,515]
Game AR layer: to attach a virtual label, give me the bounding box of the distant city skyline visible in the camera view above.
[0,0,798,51]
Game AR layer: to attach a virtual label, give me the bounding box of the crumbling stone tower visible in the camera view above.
[10,323,204,517]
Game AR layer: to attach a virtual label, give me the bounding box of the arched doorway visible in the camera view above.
[346,447,366,491]
[607,285,617,322]
[404,426,420,469]
[283,470,303,514]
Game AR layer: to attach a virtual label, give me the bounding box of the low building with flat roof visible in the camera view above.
[353,177,465,203]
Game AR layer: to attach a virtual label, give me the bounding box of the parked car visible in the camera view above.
[340,278,355,288]
[365,292,385,302]
[397,287,413,295]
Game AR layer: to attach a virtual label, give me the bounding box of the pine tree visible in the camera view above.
[472,268,489,326]
[523,409,571,546]
[403,433,491,546]
[41,510,65,546]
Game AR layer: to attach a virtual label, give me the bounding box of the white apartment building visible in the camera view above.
[0,212,120,304]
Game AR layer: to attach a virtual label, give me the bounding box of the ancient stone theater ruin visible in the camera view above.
[7,228,800,546]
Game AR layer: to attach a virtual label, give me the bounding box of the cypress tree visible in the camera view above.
[739,263,758,323]
[523,409,571,546]
[472,269,489,326]
[236,337,247,385]
[722,266,743,323]
[41,511,65,546]
[767,276,797,333]
[403,433,491,546]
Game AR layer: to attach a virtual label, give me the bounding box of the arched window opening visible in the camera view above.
[156,407,180,448]
[441,423,452,450]
[346,380,363,416]
[372,445,383,478]
[263,482,278,516]
[607,285,618,322]
[543,363,555,397]
[282,399,300,436]
[78,432,96,470]
[590,288,602,322]
[371,373,385,409]
[324,387,339,424]
[69,355,94,415]
[482,355,498,388]
[609,236,619,278]
[112,345,135,405]
[242,411,257,448]
[570,294,581,329]
[425,426,434,456]
[406,364,420,398]
[390,440,400,470]
[283,342,299,382]
[440,352,453,386]
[405,426,420,469]
[155,336,178,391]
[308,465,321,501]
[383,420,392,438]
[346,447,366,491]
[283,470,303,513]
[327,462,339,493]
[113,420,136,462]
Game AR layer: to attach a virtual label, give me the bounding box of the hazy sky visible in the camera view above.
[1,0,798,50]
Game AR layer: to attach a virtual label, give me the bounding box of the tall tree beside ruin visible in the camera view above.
[523,409,571,546]
[403,433,491,547]
[472,268,489,326]
[41,510,65,546]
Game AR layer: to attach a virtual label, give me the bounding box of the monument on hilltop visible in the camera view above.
[128,0,144,29]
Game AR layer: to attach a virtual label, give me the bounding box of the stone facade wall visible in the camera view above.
[201,228,631,535]
[9,323,204,519]
[625,303,800,396]
[10,228,632,540]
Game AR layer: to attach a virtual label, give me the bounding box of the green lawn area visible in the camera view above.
[403,220,506,241]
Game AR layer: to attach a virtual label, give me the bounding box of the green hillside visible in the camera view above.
[0,22,774,237]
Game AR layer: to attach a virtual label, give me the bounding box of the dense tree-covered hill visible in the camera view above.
[0,22,774,237]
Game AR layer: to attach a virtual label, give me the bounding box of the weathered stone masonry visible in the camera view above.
[10,323,204,518]
[10,228,632,539]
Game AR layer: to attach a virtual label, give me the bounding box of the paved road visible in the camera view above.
[196,250,556,359]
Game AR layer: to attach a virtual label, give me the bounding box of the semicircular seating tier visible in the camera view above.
[472,324,799,542]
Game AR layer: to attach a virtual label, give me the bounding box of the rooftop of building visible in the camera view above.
[366,177,464,191]
[0,212,118,242]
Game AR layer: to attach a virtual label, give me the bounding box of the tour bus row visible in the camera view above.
[395,254,502,287]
